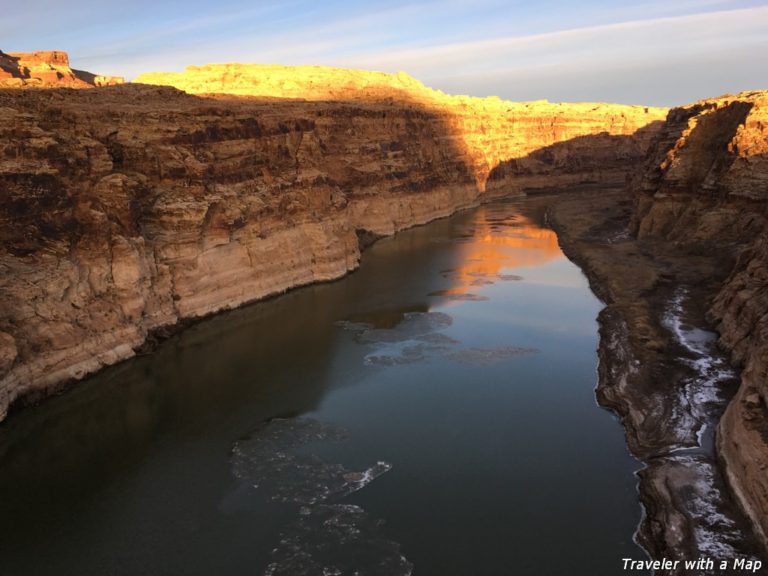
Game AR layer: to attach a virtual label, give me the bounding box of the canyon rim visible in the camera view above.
[1,47,767,575]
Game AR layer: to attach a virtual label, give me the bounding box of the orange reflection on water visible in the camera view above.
[440,207,563,295]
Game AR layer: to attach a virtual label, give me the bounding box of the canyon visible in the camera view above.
[1,51,767,570]
[0,55,665,420]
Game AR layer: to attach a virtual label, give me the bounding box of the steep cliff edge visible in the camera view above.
[630,90,768,550]
[0,60,665,421]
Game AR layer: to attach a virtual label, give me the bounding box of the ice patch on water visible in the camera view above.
[438,269,523,284]
[232,418,390,505]
[230,418,409,575]
[334,320,374,332]
[343,461,392,493]
[353,311,453,344]
[415,332,461,346]
[428,290,489,301]
[263,503,413,576]
[339,310,533,368]
[446,346,538,366]
[365,343,430,366]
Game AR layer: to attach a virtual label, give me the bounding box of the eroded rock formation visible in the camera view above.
[629,91,768,550]
[0,59,665,420]
[0,50,123,88]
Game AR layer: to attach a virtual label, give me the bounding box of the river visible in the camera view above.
[0,198,645,575]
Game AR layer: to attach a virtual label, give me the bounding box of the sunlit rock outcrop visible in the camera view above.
[0,50,123,88]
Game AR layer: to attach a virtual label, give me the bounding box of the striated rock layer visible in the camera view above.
[135,64,665,193]
[629,90,768,552]
[0,62,665,421]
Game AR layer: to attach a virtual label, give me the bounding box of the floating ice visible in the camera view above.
[232,418,389,505]
[365,344,430,366]
[428,290,489,301]
[497,273,523,282]
[230,418,409,575]
[353,311,453,344]
[414,332,460,346]
[446,346,538,366]
[264,504,413,576]
[339,309,533,368]
[334,320,374,332]
[470,278,495,287]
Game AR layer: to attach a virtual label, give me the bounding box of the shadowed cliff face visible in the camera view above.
[626,90,768,552]
[0,65,664,422]
[486,123,664,195]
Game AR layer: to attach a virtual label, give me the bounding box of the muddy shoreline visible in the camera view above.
[528,188,767,573]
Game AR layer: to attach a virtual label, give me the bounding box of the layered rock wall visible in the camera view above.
[630,90,768,548]
[0,63,664,421]
[136,64,664,192]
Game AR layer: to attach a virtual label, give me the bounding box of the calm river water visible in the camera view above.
[0,199,645,575]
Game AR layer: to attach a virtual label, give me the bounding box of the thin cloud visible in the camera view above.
[4,0,765,104]
[335,6,768,72]
[327,5,768,104]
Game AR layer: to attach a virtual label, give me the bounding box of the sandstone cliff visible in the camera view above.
[630,90,768,549]
[135,64,664,192]
[0,50,123,88]
[0,60,665,420]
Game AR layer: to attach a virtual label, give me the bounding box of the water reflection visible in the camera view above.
[0,199,643,576]
[438,207,562,299]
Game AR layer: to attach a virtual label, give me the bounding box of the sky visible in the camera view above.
[2,0,767,106]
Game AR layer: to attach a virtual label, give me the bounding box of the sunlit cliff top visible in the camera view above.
[134,62,668,117]
[1,49,670,121]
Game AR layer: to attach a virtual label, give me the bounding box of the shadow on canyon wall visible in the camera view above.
[636,99,754,198]
[0,86,663,536]
[486,121,665,196]
[630,98,760,250]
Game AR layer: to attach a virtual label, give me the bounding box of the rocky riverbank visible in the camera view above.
[526,188,765,570]
[528,89,768,571]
